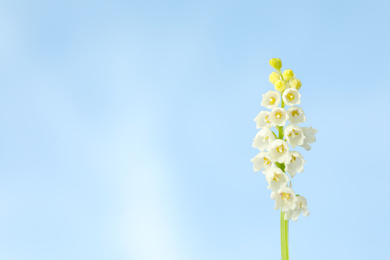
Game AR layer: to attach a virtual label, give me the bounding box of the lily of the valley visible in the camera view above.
[300,127,318,151]
[271,187,297,212]
[254,111,271,129]
[287,106,306,124]
[284,124,305,148]
[251,57,318,260]
[285,196,310,221]
[284,151,306,178]
[268,139,289,163]
[269,107,288,126]
[261,90,280,109]
[252,128,276,151]
[282,88,301,106]
[266,165,290,192]
[251,151,272,174]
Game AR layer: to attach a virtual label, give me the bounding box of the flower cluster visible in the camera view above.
[251,58,317,221]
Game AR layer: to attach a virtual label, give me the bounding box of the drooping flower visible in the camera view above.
[268,139,289,163]
[252,128,276,151]
[282,88,301,106]
[299,127,318,151]
[251,151,273,174]
[284,196,310,221]
[265,165,290,192]
[254,111,272,129]
[284,151,306,178]
[269,107,288,126]
[271,187,297,212]
[261,90,281,109]
[284,124,305,148]
[287,106,306,124]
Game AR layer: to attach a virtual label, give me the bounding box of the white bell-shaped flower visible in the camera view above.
[252,128,276,151]
[271,186,297,212]
[268,139,289,163]
[284,124,305,148]
[299,127,318,151]
[251,151,272,174]
[284,151,306,178]
[261,90,280,109]
[254,111,272,129]
[265,165,290,192]
[269,107,288,126]
[287,106,306,124]
[282,88,301,106]
[284,196,310,221]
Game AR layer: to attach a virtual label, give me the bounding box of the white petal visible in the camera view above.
[284,124,305,148]
[287,106,306,124]
[268,139,290,163]
[269,107,288,127]
[254,111,271,129]
[261,91,281,109]
[282,89,301,106]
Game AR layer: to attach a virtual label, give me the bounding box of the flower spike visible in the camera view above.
[251,58,317,223]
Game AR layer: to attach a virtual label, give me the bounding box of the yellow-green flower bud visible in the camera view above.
[274,80,286,92]
[290,78,302,90]
[269,72,281,84]
[269,58,282,70]
[282,69,294,81]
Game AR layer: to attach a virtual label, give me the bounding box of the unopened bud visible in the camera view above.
[282,69,294,81]
[269,72,281,84]
[269,58,282,70]
[274,80,286,92]
[290,78,302,90]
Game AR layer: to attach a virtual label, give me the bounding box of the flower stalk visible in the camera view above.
[251,58,317,259]
[277,120,289,260]
[280,211,289,260]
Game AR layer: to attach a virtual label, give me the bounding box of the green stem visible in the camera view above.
[276,114,289,260]
[277,69,286,108]
[277,126,284,139]
[280,211,289,260]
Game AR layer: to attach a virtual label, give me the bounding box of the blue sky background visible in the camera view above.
[0,0,389,259]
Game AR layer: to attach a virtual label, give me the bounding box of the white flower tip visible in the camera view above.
[301,144,311,151]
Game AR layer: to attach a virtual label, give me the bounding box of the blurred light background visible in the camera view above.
[0,0,389,259]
